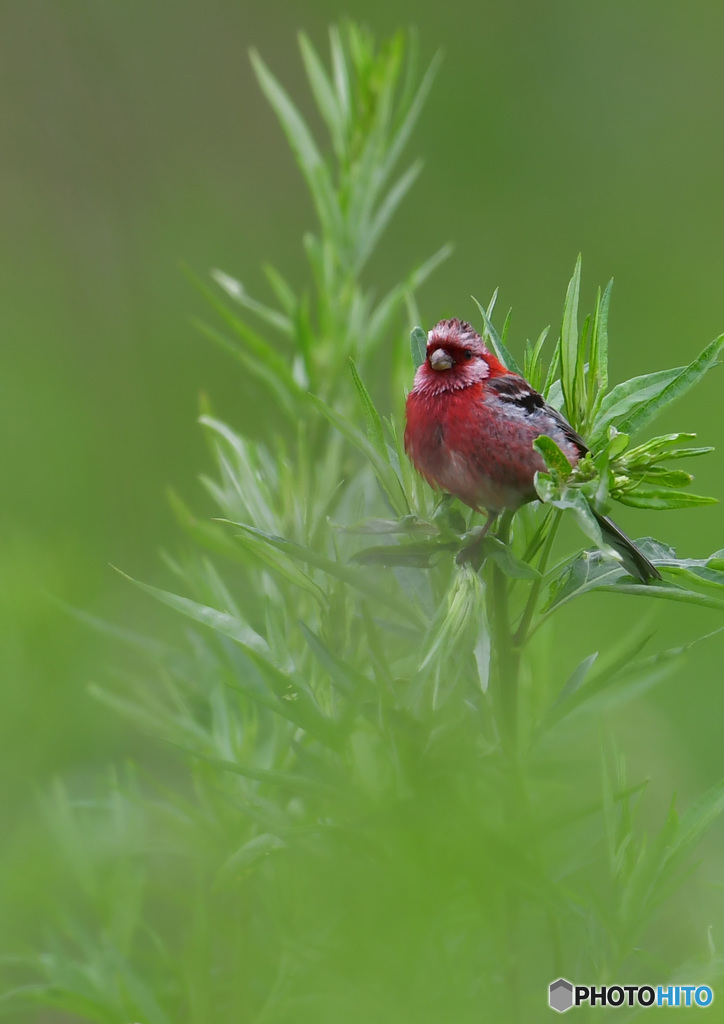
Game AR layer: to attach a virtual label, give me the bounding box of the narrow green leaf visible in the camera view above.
[546,550,626,612]
[349,358,387,456]
[551,652,599,710]
[192,319,299,421]
[216,833,287,883]
[533,435,574,479]
[632,467,693,487]
[618,333,724,438]
[341,515,436,535]
[624,432,698,461]
[592,367,683,441]
[356,159,423,271]
[167,488,251,564]
[223,515,325,599]
[262,262,296,315]
[211,269,293,336]
[183,266,299,387]
[225,523,422,622]
[501,308,513,346]
[250,50,343,246]
[535,476,614,558]
[52,599,174,661]
[548,538,724,613]
[380,49,442,187]
[587,638,715,716]
[396,28,420,124]
[593,278,612,395]
[471,295,523,375]
[642,547,724,587]
[606,432,630,460]
[666,778,724,865]
[626,432,716,464]
[533,325,551,363]
[176,744,339,797]
[560,254,582,426]
[575,312,590,424]
[545,624,655,724]
[418,566,490,697]
[541,779,649,838]
[329,25,351,121]
[410,326,427,370]
[309,394,409,514]
[224,672,338,748]
[524,325,550,390]
[407,243,454,291]
[663,566,724,591]
[474,602,491,694]
[482,535,541,579]
[299,622,373,697]
[344,32,425,240]
[615,488,717,510]
[542,350,562,401]
[298,32,345,158]
[113,568,270,654]
[605,581,724,610]
[588,287,602,415]
[351,539,458,567]
[112,958,174,1024]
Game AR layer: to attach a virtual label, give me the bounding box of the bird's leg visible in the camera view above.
[456,510,498,568]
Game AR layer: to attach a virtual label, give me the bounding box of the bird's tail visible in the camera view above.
[593,511,661,583]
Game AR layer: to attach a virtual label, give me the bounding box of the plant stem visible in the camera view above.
[521,506,553,564]
[513,510,562,648]
[491,511,518,753]
[489,510,525,1019]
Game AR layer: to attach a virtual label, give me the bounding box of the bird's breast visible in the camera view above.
[404,383,555,512]
[405,385,499,507]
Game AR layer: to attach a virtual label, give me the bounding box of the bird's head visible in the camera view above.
[415,318,502,393]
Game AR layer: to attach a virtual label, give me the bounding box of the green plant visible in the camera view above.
[5,22,724,1024]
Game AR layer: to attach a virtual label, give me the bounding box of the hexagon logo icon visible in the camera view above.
[549,978,574,1012]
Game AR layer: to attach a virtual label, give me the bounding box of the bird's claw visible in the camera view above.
[456,531,487,570]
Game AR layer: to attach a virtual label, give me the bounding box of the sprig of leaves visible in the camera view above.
[10,25,724,1024]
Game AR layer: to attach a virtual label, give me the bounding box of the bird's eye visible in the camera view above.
[463,351,473,360]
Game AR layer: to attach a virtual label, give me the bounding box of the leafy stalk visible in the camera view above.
[8,25,724,1024]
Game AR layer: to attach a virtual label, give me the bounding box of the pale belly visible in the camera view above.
[409,432,537,513]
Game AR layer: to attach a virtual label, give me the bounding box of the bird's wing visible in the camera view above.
[486,375,660,582]
[486,374,588,457]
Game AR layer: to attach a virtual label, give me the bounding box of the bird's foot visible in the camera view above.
[456,534,486,569]
[455,513,497,569]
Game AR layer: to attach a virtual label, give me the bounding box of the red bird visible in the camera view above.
[404,317,660,582]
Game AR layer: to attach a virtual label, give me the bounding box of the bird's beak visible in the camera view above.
[429,348,453,371]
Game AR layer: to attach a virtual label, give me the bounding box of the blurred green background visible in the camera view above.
[2,0,724,992]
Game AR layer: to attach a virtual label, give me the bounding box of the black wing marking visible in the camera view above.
[488,375,544,410]
[488,374,588,456]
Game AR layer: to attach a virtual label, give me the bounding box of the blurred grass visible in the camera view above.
[1,2,724,1018]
